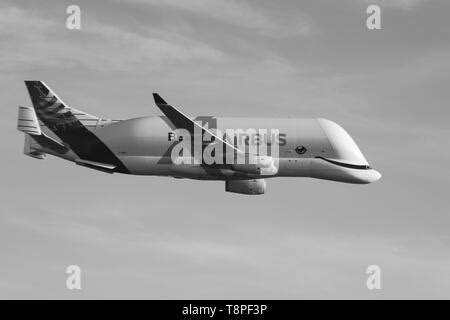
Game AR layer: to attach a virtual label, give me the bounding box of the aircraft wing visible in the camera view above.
[152,93,278,176]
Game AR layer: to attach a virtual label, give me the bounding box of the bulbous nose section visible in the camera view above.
[318,118,369,165]
[317,119,382,184]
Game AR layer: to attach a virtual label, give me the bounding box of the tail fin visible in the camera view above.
[22,81,129,173]
[24,81,99,130]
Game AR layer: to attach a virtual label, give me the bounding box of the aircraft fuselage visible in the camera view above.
[49,115,380,184]
[19,81,381,195]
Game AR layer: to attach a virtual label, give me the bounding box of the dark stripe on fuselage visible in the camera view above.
[50,125,129,173]
[38,117,130,173]
[316,156,371,170]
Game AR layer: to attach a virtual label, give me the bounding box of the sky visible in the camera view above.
[1,0,449,299]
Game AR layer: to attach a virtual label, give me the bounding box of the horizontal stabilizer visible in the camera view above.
[18,106,69,154]
[17,105,41,135]
[75,159,116,173]
[30,135,69,154]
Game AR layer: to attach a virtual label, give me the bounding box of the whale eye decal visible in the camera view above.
[295,146,307,155]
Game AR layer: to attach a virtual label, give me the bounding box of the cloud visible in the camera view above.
[2,206,250,268]
[362,0,430,10]
[131,0,311,37]
[0,6,223,72]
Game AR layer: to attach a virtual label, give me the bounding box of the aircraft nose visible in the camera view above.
[318,119,369,166]
[366,169,382,183]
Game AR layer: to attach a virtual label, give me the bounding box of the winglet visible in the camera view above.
[153,93,168,105]
[152,93,243,154]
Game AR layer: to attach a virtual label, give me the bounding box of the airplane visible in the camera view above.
[17,81,381,195]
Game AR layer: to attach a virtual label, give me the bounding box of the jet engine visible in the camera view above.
[225,179,266,195]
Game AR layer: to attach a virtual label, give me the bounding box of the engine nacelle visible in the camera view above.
[225,179,266,195]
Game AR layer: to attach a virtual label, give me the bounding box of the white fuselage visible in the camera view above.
[65,116,381,184]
